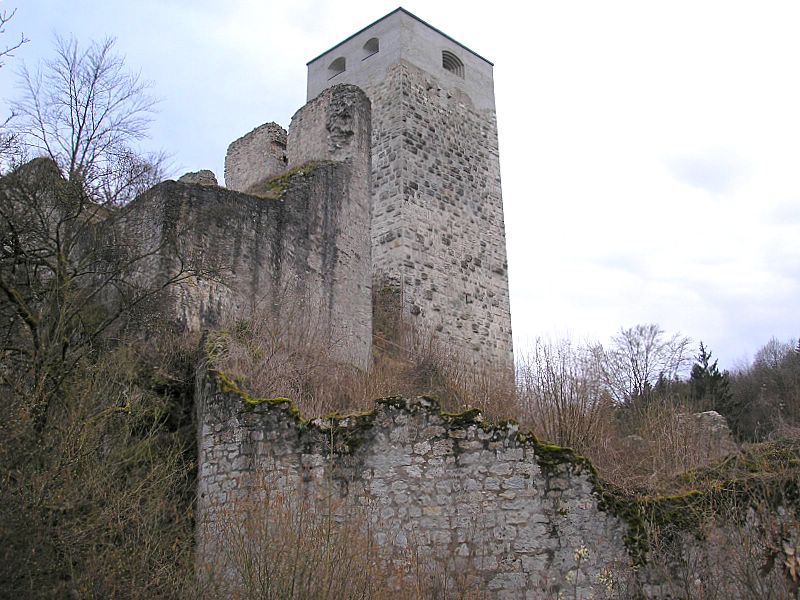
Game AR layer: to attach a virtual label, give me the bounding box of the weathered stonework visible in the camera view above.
[178,169,218,186]
[121,85,373,367]
[676,410,738,466]
[196,360,633,599]
[224,122,288,194]
[195,355,800,598]
[210,9,513,372]
[366,61,512,371]
[306,8,514,373]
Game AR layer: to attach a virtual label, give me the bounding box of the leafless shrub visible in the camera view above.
[199,471,387,600]
[595,324,692,405]
[214,287,378,417]
[12,35,166,204]
[516,337,612,452]
[216,285,516,420]
[641,493,800,600]
[198,469,489,600]
[0,336,196,599]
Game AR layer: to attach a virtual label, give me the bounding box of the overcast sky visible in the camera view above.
[2,0,798,370]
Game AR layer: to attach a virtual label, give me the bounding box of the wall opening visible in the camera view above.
[442,50,464,78]
[328,57,346,79]
[362,37,379,60]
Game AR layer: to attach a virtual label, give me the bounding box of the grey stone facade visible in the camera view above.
[194,358,797,599]
[178,169,218,186]
[307,8,514,372]
[196,364,632,599]
[224,122,287,194]
[122,85,373,368]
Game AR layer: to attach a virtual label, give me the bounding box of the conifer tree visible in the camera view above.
[690,342,735,417]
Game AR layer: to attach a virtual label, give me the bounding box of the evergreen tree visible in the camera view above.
[689,342,733,414]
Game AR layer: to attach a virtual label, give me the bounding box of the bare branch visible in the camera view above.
[11,35,161,204]
[596,323,692,405]
[0,8,28,67]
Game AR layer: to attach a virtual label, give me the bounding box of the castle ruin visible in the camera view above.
[121,9,763,599]
[223,7,513,373]
[123,83,374,368]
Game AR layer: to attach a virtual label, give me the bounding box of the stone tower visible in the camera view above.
[307,8,513,372]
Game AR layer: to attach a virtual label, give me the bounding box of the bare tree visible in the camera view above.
[12,35,164,204]
[0,36,194,431]
[0,159,199,430]
[596,323,692,405]
[0,8,28,163]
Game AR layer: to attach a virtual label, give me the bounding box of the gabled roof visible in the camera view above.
[307,7,493,66]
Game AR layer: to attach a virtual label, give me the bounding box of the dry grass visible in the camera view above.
[215,308,747,498]
[214,298,516,420]
[640,492,800,599]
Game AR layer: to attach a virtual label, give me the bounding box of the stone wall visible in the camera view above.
[195,356,800,599]
[120,85,373,368]
[224,122,288,193]
[306,8,497,112]
[366,61,513,372]
[303,8,514,373]
[195,360,633,599]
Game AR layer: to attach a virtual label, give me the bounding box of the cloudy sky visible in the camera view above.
[2,0,798,370]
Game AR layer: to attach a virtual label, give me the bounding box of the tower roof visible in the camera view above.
[307,7,493,66]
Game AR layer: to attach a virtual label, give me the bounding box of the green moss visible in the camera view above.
[376,396,412,411]
[209,367,303,422]
[441,407,483,428]
[591,445,800,567]
[246,161,331,199]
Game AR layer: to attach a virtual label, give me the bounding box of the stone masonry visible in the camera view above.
[304,8,514,373]
[122,84,373,367]
[196,362,632,600]
[224,122,288,194]
[195,352,799,599]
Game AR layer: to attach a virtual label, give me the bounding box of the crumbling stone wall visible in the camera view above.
[121,85,372,367]
[224,122,288,193]
[178,169,218,186]
[195,355,800,598]
[195,361,633,599]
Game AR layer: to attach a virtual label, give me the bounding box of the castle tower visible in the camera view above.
[307,8,513,372]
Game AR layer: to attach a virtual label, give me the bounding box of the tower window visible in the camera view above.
[328,57,346,79]
[442,50,464,78]
[362,37,379,59]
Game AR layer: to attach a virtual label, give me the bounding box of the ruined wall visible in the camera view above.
[196,357,797,599]
[195,362,633,599]
[121,85,372,367]
[224,122,287,193]
[366,61,513,372]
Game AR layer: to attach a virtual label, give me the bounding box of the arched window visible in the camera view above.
[442,50,464,78]
[362,37,379,59]
[328,57,346,79]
